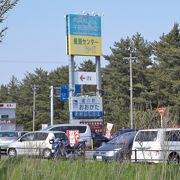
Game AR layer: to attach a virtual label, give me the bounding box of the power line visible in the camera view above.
[0,60,61,64]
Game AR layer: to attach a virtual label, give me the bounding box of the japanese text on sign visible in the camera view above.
[71,96,103,112]
[66,130,80,147]
[66,14,102,56]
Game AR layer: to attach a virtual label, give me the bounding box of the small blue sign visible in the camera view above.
[60,84,69,101]
[60,84,81,101]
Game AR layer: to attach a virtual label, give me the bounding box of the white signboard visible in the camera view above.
[0,103,16,109]
[71,96,102,112]
[74,71,97,85]
[70,96,103,118]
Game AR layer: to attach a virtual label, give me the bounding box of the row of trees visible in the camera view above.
[0,21,179,130]
[103,24,180,130]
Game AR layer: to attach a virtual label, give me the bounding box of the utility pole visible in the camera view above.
[50,86,54,126]
[32,85,37,131]
[129,51,133,129]
[124,50,136,129]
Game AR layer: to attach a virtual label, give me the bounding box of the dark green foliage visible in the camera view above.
[153,23,180,124]
[103,33,153,128]
[48,66,69,124]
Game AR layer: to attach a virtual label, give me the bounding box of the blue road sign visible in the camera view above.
[60,84,69,101]
[60,84,81,101]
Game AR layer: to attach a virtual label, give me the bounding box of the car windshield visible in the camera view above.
[135,131,158,142]
[0,131,18,137]
[108,132,135,145]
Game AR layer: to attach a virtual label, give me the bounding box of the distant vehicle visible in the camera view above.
[0,131,20,154]
[93,131,137,162]
[42,124,92,148]
[7,131,67,158]
[92,132,109,148]
[0,131,28,154]
[113,128,138,139]
[131,128,180,163]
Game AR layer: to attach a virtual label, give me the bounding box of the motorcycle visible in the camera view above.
[49,138,86,159]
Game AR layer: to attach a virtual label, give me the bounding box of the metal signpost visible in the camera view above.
[66,13,103,131]
[157,107,166,128]
[50,84,81,126]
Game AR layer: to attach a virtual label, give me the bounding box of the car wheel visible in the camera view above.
[168,153,180,164]
[8,148,17,157]
[43,148,51,159]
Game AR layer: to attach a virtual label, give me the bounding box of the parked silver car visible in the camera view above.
[7,131,67,158]
[0,131,21,154]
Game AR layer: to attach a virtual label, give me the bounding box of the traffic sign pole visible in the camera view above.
[161,115,163,128]
[157,107,166,128]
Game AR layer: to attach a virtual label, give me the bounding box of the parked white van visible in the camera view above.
[131,128,180,163]
[42,124,92,147]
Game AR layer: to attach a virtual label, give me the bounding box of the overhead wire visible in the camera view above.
[0,60,61,64]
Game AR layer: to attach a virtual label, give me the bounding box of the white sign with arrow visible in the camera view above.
[74,71,97,85]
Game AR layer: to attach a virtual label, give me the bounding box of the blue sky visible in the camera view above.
[0,0,180,85]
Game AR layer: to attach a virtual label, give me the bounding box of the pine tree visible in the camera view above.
[153,23,180,124]
[103,33,153,129]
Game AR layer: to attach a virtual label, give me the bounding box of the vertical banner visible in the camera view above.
[66,130,80,147]
[105,123,113,139]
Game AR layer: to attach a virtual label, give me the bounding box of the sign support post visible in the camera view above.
[96,56,101,96]
[161,115,163,128]
[157,107,166,128]
[69,55,75,124]
[66,14,103,132]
